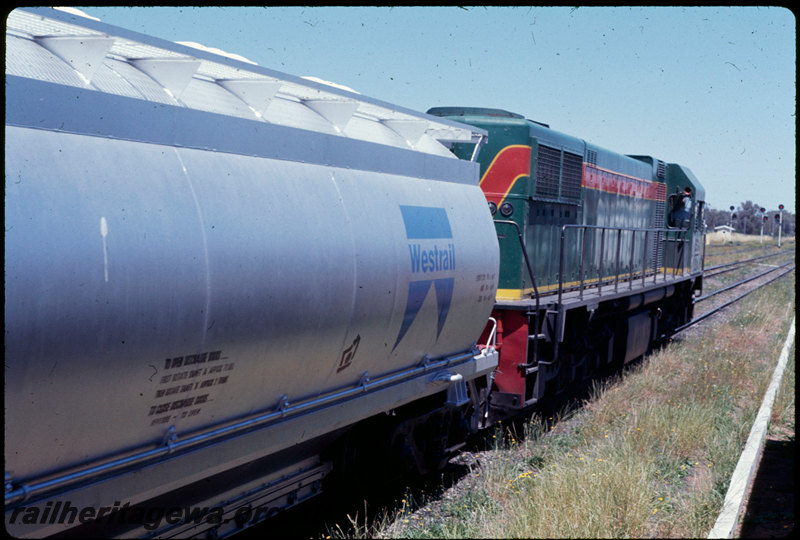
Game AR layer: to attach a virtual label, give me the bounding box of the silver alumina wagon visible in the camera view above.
[5,8,499,537]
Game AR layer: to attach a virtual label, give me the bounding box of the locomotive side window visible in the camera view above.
[695,201,704,232]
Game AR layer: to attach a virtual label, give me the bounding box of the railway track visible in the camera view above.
[703,248,794,278]
[677,249,795,334]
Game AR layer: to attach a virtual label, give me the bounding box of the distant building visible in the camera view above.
[712,225,735,243]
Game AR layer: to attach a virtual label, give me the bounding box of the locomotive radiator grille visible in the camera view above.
[534,145,582,201]
[650,182,667,270]
[535,145,561,198]
[560,151,583,200]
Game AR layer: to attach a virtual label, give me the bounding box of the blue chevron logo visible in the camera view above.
[393,206,455,350]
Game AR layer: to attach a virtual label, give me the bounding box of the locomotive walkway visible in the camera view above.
[496,270,695,313]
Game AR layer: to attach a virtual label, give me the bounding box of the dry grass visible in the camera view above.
[705,232,793,245]
[354,268,795,539]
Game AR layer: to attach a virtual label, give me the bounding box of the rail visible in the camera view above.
[704,248,795,277]
[675,264,794,334]
[493,219,541,364]
[491,221,693,366]
[696,259,795,303]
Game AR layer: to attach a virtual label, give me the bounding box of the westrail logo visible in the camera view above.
[394,206,456,350]
[408,243,455,273]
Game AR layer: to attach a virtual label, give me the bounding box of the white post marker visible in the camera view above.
[707,316,795,538]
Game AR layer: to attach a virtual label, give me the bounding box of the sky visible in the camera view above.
[73,6,795,213]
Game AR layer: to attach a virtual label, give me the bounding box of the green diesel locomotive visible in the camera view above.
[430,107,705,416]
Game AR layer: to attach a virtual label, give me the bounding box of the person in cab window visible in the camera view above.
[672,186,692,229]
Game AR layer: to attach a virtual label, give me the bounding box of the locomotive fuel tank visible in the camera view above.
[5,8,498,537]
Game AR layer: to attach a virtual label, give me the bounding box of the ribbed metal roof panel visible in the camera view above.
[7,7,486,157]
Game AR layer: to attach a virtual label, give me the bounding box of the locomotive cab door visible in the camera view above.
[691,201,705,274]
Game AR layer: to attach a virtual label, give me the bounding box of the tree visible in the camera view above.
[735,200,760,235]
[704,206,730,230]
[704,202,794,237]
